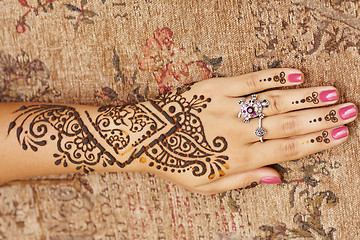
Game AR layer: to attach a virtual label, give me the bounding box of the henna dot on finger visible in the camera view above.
[292,92,319,105]
[302,131,330,144]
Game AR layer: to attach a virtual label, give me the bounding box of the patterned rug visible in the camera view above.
[1,0,359,239]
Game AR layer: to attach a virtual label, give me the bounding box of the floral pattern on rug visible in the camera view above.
[0,51,60,102]
[255,190,338,239]
[224,152,341,240]
[95,27,223,104]
[247,0,360,61]
[11,0,102,33]
[138,27,220,94]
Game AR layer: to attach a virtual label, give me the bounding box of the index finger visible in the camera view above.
[215,68,304,97]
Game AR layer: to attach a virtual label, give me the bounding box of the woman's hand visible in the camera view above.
[1,68,357,195]
[142,68,357,194]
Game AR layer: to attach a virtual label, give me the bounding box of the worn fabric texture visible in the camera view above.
[1,0,360,239]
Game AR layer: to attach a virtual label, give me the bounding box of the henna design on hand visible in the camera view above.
[259,71,286,84]
[273,71,286,84]
[309,110,337,124]
[325,110,338,123]
[9,84,229,179]
[8,105,121,173]
[315,131,330,144]
[141,86,229,179]
[309,117,322,123]
[292,92,319,105]
[302,131,330,144]
[305,92,319,104]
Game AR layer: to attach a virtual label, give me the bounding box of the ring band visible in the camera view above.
[255,116,266,142]
[238,94,269,142]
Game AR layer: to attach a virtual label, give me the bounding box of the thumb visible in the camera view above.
[190,167,282,195]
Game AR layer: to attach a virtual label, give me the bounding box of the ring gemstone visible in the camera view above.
[240,100,262,120]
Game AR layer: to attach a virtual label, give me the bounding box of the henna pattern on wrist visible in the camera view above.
[292,92,319,105]
[8,104,119,173]
[259,71,286,84]
[8,84,229,179]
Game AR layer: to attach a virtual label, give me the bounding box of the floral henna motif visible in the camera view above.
[142,86,229,179]
[292,92,319,105]
[91,84,229,179]
[259,71,286,84]
[9,85,229,179]
[8,104,120,173]
[316,131,330,144]
[87,104,162,155]
[309,110,337,124]
[302,131,330,144]
[325,110,338,123]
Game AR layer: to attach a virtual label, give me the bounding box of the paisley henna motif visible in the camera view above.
[9,84,229,179]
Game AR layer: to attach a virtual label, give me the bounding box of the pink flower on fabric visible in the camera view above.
[138,27,212,94]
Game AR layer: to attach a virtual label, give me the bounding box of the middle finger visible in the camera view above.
[231,87,339,118]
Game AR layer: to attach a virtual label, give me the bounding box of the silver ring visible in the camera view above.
[238,94,269,142]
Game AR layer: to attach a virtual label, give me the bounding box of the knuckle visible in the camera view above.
[280,139,300,158]
[191,79,212,95]
[239,177,257,190]
[192,186,217,196]
[245,74,261,90]
[268,93,283,113]
[281,116,298,135]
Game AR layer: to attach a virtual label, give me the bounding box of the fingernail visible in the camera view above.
[339,105,357,120]
[288,73,302,83]
[331,126,348,139]
[260,177,282,184]
[319,90,338,102]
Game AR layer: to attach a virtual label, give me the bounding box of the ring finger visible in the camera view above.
[247,125,349,169]
[231,103,357,142]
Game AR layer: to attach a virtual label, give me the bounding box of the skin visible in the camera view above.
[0,68,357,195]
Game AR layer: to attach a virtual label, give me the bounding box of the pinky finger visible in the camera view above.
[249,126,349,169]
[188,167,281,195]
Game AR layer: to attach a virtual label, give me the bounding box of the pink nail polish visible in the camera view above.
[331,126,348,140]
[288,73,302,83]
[339,105,357,120]
[319,90,338,102]
[260,177,282,184]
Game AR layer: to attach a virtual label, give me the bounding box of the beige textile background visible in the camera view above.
[1,0,360,239]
